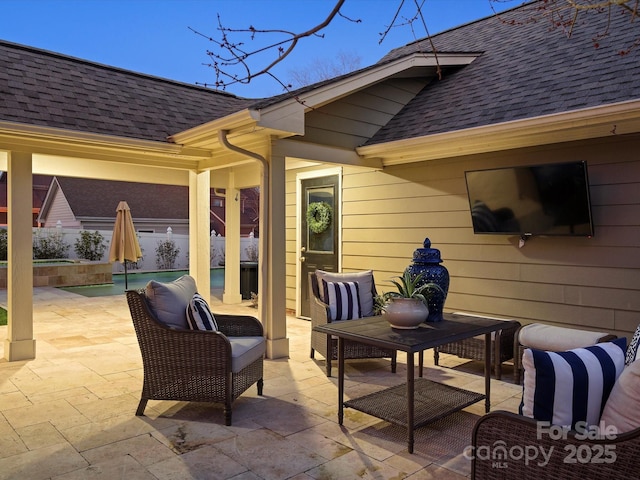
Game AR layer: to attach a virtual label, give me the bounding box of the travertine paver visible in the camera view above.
[0,287,522,479]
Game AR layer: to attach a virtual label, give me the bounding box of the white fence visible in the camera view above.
[33,227,258,274]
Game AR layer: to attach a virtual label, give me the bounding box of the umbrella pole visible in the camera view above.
[124,261,128,290]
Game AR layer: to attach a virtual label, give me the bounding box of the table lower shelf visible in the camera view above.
[344,378,485,429]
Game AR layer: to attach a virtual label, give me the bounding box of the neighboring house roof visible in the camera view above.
[367,3,640,145]
[0,40,256,142]
[40,177,189,221]
[38,177,257,236]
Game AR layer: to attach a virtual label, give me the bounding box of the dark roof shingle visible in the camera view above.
[55,177,188,219]
[0,41,256,142]
[367,2,640,145]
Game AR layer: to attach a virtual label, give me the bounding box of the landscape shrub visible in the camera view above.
[33,229,70,259]
[156,239,179,269]
[74,230,107,261]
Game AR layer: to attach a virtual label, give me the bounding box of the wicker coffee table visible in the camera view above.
[314,313,507,453]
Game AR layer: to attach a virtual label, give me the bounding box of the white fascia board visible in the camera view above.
[357,99,640,165]
[260,52,479,116]
[169,109,261,145]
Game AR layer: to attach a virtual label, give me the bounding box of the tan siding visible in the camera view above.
[286,136,640,339]
[302,78,428,149]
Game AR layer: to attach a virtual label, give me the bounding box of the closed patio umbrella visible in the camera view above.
[109,201,142,289]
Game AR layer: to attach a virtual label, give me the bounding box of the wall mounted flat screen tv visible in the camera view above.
[465,161,594,237]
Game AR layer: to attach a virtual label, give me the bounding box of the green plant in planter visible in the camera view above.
[376,271,445,328]
[380,271,444,307]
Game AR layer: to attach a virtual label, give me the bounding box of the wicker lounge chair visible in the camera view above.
[433,313,520,380]
[309,271,397,377]
[126,289,264,426]
[471,410,640,479]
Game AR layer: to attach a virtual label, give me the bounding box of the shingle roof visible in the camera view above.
[366,1,640,145]
[55,177,188,219]
[0,41,256,142]
[2,1,639,149]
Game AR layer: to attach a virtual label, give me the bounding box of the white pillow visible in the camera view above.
[145,275,197,329]
[316,270,374,317]
[322,280,361,321]
[600,359,640,433]
[186,293,218,331]
[520,338,626,429]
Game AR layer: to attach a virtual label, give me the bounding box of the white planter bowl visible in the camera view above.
[383,298,429,329]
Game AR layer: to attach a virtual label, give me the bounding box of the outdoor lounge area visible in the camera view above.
[0,286,523,479]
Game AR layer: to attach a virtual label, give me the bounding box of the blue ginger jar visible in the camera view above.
[404,237,450,322]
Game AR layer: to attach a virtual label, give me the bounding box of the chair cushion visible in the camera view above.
[600,358,640,433]
[322,280,361,321]
[518,323,610,351]
[625,324,640,365]
[316,270,375,317]
[229,336,266,373]
[145,275,197,329]
[186,293,218,331]
[520,338,626,429]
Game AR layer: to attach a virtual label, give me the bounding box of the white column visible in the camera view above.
[265,143,289,359]
[5,151,36,361]
[223,172,242,304]
[188,170,211,301]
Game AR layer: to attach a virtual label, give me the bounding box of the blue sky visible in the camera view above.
[1,0,522,98]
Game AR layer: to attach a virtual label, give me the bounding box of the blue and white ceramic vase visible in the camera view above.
[404,237,450,322]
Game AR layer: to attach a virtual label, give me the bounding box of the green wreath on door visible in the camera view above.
[306,202,332,234]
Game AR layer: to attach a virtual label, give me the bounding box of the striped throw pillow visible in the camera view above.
[520,338,626,429]
[322,280,361,321]
[626,324,640,365]
[186,293,218,331]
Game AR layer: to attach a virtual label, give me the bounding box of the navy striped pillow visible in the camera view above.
[520,338,626,429]
[186,293,218,331]
[322,280,361,321]
[626,324,640,365]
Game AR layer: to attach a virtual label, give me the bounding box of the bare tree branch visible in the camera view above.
[191,0,347,90]
[193,0,640,92]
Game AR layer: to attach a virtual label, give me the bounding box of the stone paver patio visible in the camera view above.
[0,287,522,479]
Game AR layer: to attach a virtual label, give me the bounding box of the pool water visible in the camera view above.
[59,268,225,297]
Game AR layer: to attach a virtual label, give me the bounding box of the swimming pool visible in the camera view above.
[59,268,225,297]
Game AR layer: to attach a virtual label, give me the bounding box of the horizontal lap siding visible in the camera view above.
[286,136,640,339]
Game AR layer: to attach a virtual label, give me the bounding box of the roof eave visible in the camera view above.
[170,52,482,153]
[261,52,481,115]
[168,109,262,145]
[357,99,640,165]
[0,121,210,168]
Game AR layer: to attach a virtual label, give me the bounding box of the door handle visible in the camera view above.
[300,246,306,252]
[300,256,306,263]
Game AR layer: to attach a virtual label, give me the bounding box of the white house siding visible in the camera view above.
[286,134,640,339]
[42,190,80,228]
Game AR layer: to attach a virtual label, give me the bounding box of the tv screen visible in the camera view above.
[465,161,594,236]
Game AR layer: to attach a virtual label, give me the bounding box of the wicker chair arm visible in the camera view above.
[134,321,233,375]
[216,315,264,337]
[472,411,640,479]
[310,293,332,327]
